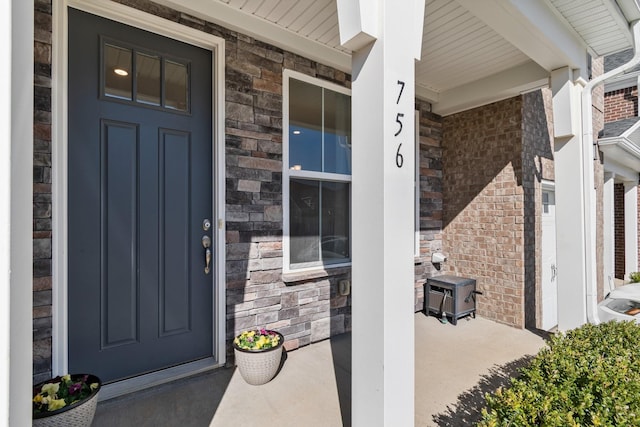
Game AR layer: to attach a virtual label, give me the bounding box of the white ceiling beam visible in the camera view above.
[415,84,439,103]
[432,60,549,116]
[152,0,352,72]
[456,0,588,73]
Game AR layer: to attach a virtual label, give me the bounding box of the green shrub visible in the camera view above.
[629,272,640,283]
[479,321,640,427]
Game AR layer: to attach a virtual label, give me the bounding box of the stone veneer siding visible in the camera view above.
[414,101,444,311]
[32,0,445,381]
[442,91,555,329]
[33,0,54,384]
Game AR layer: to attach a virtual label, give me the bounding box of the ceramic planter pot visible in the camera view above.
[33,374,101,427]
[233,331,284,385]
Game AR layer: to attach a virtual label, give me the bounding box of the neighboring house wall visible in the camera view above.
[604,87,638,122]
[615,183,626,279]
[32,0,446,382]
[604,80,637,281]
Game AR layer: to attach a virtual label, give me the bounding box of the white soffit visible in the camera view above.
[549,0,632,57]
[416,0,531,93]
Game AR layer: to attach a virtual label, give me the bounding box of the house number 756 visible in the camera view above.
[395,80,405,168]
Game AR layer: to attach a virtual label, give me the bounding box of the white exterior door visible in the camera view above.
[541,188,558,330]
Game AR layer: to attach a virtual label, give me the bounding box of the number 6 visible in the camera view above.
[396,144,403,168]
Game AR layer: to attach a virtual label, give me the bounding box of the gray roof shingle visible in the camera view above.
[600,117,640,138]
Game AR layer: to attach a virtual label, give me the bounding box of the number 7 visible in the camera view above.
[396,80,405,104]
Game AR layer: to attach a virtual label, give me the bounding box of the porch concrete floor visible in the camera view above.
[93,313,546,426]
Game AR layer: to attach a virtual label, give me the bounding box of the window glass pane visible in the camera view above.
[323,89,351,174]
[289,79,322,172]
[165,60,189,111]
[136,52,161,106]
[290,179,320,265]
[321,182,350,262]
[104,44,132,100]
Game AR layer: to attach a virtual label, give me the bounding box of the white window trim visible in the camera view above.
[283,69,352,274]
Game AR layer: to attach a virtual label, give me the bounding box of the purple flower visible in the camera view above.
[68,382,82,394]
[260,328,267,335]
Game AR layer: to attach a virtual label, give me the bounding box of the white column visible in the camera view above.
[603,173,615,291]
[624,181,639,278]
[337,1,424,425]
[1,0,34,425]
[551,67,588,330]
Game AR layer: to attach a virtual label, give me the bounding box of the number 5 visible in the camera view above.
[395,113,404,137]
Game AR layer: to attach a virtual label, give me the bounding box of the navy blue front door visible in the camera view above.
[68,8,214,383]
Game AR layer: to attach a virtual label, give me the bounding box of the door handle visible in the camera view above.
[202,235,212,274]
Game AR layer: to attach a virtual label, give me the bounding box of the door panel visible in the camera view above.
[68,8,214,383]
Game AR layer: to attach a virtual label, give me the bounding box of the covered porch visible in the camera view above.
[93,313,546,426]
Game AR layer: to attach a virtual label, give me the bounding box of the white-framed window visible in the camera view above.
[283,70,352,272]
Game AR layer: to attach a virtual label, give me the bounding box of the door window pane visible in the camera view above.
[136,52,161,106]
[165,60,189,111]
[104,44,132,100]
[289,79,322,172]
[290,179,320,264]
[324,90,351,174]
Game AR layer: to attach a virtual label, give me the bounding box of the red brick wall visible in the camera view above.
[442,97,526,328]
[615,183,625,279]
[604,87,638,123]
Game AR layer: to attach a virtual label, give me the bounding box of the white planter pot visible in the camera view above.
[233,331,284,385]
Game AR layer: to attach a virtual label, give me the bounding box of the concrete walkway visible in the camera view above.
[93,314,546,427]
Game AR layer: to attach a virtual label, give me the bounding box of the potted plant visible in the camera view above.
[33,374,101,427]
[232,329,284,385]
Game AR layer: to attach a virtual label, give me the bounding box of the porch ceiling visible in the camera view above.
[155,0,638,115]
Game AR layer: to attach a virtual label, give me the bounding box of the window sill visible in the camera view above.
[282,266,351,284]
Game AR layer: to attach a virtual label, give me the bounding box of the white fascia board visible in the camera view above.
[152,0,352,72]
[604,72,640,92]
[457,0,588,73]
[433,60,549,116]
[617,0,640,24]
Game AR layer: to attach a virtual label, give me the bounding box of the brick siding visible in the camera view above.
[604,87,638,123]
[442,90,556,329]
[522,88,555,329]
[442,97,527,328]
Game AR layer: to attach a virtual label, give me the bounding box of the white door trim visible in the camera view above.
[52,0,226,385]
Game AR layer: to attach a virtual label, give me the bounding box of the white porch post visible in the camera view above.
[337,0,425,425]
[0,0,34,424]
[551,67,589,330]
[624,181,639,278]
[603,173,615,291]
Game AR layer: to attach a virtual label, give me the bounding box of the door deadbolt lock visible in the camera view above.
[202,219,211,231]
